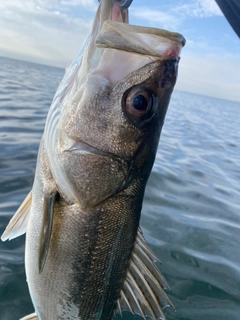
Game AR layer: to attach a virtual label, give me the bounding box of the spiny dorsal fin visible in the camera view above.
[38,191,58,274]
[20,312,38,320]
[116,228,174,320]
[1,191,32,241]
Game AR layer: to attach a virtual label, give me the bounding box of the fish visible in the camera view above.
[1,0,185,319]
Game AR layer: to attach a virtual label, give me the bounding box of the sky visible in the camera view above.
[0,0,240,102]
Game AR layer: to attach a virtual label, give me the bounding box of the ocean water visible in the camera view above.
[0,56,239,320]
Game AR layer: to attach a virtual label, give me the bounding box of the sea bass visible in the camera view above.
[1,0,185,319]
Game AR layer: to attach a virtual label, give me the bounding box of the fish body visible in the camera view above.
[1,1,185,319]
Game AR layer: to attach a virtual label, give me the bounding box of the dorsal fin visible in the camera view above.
[116,228,173,320]
[1,191,32,241]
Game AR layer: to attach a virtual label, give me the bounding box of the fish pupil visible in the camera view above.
[133,95,148,111]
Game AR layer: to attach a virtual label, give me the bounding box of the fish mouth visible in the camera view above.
[96,0,185,57]
[96,21,185,59]
[85,1,185,84]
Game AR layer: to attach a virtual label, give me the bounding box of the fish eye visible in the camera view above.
[124,87,154,121]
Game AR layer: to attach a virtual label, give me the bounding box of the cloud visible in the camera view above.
[176,53,240,102]
[60,0,97,9]
[0,0,94,67]
[130,7,179,30]
[171,0,222,19]
[130,0,222,31]
[196,0,223,17]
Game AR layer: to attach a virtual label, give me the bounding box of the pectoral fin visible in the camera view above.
[1,191,32,241]
[20,312,38,320]
[38,191,58,274]
[116,228,173,320]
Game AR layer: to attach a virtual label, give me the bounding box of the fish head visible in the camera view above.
[44,0,185,209]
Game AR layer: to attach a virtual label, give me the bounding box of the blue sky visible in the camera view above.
[0,0,240,101]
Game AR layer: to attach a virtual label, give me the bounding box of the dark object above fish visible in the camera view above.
[215,0,240,38]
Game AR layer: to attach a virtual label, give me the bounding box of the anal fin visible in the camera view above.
[38,191,58,274]
[116,228,173,320]
[1,191,32,241]
[20,312,38,320]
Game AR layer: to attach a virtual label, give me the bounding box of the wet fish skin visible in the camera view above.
[26,57,177,320]
[1,0,185,319]
[26,147,143,320]
[58,60,175,209]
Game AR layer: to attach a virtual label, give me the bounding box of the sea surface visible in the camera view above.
[0,56,239,320]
